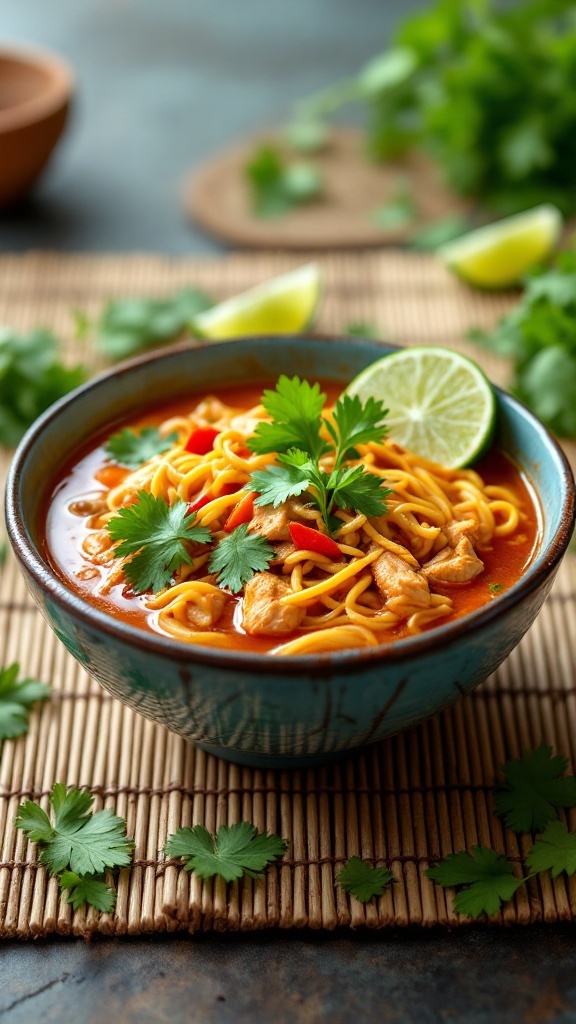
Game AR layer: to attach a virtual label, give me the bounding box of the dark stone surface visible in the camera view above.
[1,928,576,1024]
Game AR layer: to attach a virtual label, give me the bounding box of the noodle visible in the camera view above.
[62,389,530,656]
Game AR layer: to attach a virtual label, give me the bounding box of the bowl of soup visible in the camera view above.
[5,336,575,767]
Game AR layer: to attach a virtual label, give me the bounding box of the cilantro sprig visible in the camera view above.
[471,250,576,438]
[105,427,179,469]
[245,145,323,218]
[0,663,50,743]
[208,524,275,594]
[248,377,391,535]
[338,856,394,903]
[427,744,576,919]
[107,491,211,594]
[95,288,213,360]
[16,783,134,913]
[164,821,287,881]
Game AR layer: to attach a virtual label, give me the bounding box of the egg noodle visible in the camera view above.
[77,395,526,656]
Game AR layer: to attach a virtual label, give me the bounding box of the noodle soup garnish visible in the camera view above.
[45,377,539,656]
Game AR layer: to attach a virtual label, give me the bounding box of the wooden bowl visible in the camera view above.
[0,45,74,206]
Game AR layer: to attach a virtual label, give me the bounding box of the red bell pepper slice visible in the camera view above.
[224,491,255,533]
[185,426,219,455]
[289,522,341,559]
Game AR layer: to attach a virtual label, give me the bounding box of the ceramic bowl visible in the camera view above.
[0,45,74,206]
[5,337,575,768]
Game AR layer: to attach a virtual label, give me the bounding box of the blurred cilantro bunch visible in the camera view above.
[295,0,576,214]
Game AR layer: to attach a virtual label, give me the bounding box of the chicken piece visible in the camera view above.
[242,572,305,636]
[249,503,292,541]
[443,518,479,547]
[185,586,228,630]
[371,550,432,608]
[421,535,484,585]
[269,541,296,567]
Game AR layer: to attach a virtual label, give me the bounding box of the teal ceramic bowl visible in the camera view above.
[5,336,575,767]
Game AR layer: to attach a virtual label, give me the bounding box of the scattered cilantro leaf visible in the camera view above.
[15,783,134,876]
[105,427,179,468]
[371,181,417,229]
[0,663,50,742]
[107,491,211,594]
[328,464,392,519]
[327,393,389,461]
[248,376,329,460]
[0,541,7,567]
[245,145,323,218]
[71,308,91,341]
[208,524,274,594]
[494,743,576,834]
[164,821,287,882]
[0,328,86,447]
[408,215,471,251]
[471,251,576,437]
[250,455,312,509]
[525,821,576,880]
[285,119,329,153]
[96,288,213,360]
[338,856,394,903]
[344,322,380,340]
[427,847,523,919]
[59,870,117,913]
[489,583,503,593]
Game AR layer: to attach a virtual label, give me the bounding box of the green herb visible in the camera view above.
[164,821,287,882]
[59,871,117,913]
[208,524,275,594]
[16,783,133,911]
[408,215,471,251]
[107,491,211,594]
[338,856,394,903]
[248,378,391,534]
[96,288,213,360]
[427,847,523,920]
[371,181,417,229]
[245,145,323,218]
[0,663,50,742]
[0,328,86,448]
[294,2,576,215]
[344,322,381,340]
[470,251,576,437]
[488,583,503,593]
[494,743,576,834]
[525,821,576,880]
[285,119,329,153]
[0,541,7,567]
[71,308,91,341]
[105,427,179,468]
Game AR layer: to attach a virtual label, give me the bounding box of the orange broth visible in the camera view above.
[43,381,541,654]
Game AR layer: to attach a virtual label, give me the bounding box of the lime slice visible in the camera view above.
[439,204,563,289]
[192,263,320,339]
[346,347,497,468]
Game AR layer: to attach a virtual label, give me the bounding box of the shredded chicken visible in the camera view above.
[443,518,479,546]
[185,588,227,630]
[421,535,484,585]
[371,550,432,609]
[242,572,306,636]
[249,504,292,541]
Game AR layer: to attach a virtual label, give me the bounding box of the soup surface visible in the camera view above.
[44,380,540,656]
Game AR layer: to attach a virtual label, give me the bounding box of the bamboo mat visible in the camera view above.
[0,251,575,938]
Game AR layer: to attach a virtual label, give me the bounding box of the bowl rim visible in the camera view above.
[5,334,576,676]
[0,44,74,132]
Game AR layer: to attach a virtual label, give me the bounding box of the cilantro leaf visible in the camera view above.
[338,856,394,903]
[208,524,274,594]
[59,870,117,913]
[327,393,389,461]
[0,663,50,742]
[107,491,211,594]
[16,783,134,876]
[328,464,391,519]
[96,288,213,360]
[164,821,287,881]
[0,540,7,566]
[345,322,380,340]
[0,328,86,448]
[525,820,576,880]
[251,459,312,509]
[245,145,323,218]
[494,743,576,834]
[105,427,179,468]
[427,847,523,920]
[247,376,329,460]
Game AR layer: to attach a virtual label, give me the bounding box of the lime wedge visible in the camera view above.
[439,204,563,289]
[346,347,496,468]
[192,263,320,339]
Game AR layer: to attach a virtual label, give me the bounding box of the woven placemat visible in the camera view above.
[0,251,575,938]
